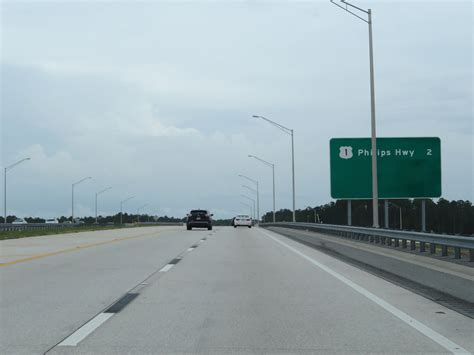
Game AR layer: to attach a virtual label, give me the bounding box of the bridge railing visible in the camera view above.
[261,222,474,262]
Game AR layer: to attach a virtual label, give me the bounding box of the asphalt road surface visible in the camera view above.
[1,226,473,354]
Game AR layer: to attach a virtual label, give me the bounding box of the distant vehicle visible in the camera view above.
[186,210,213,230]
[45,218,58,224]
[234,215,252,228]
[73,218,84,225]
[12,218,27,224]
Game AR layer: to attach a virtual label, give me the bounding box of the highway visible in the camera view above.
[1,226,473,354]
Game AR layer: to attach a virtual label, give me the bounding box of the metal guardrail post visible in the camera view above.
[420,242,426,253]
[454,248,461,259]
[260,222,474,261]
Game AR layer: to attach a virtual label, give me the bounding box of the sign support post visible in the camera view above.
[421,199,426,232]
[347,200,352,226]
[384,200,389,229]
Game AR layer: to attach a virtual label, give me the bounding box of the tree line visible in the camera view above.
[261,198,474,236]
[2,198,472,235]
[0,214,183,224]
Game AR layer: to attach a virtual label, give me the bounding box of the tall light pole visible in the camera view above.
[242,185,258,220]
[253,115,295,222]
[330,0,379,228]
[388,202,403,230]
[241,195,256,220]
[95,187,112,223]
[120,196,134,225]
[72,176,92,223]
[240,202,253,218]
[4,157,31,223]
[238,174,259,222]
[248,155,275,223]
[137,204,148,224]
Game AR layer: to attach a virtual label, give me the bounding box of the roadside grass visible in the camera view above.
[0,224,163,241]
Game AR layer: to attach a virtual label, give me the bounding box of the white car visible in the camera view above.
[233,215,252,228]
[12,218,27,224]
[45,218,58,224]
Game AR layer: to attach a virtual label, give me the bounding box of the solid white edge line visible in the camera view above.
[159,264,174,272]
[259,229,471,355]
[58,313,114,346]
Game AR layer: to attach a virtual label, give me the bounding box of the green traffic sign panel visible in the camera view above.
[330,137,441,199]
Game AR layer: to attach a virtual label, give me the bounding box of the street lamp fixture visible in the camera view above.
[240,202,253,218]
[242,185,257,194]
[137,204,148,224]
[72,176,92,223]
[330,0,379,228]
[242,185,258,219]
[120,196,134,225]
[253,115,296,222]
[241,194,256,220]
[4,157,31,223]
[95,187,112,223]
[238,174,259,222]
[248,154,276,223]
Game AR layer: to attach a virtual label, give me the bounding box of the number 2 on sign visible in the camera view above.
[426,148,432,156]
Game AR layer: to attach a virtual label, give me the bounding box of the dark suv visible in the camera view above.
[186,210,213,230]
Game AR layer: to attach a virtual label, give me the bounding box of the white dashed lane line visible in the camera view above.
[58,313,113,346]
[55,240,200,348]
[159,264,174,272]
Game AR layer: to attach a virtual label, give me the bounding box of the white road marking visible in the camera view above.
[58,313,114,346]
[187,248,195,252]
[259,229,471,355]
[159,264,174,272]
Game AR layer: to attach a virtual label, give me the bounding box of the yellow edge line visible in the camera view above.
[0,228,179,267]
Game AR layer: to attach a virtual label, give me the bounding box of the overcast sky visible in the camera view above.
[1,0,472,219]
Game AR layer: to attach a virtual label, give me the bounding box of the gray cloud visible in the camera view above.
[1,1,472,218]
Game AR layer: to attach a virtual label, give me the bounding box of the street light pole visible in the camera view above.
[330,0,379,228]
[72,176,92,223]
[238,174,259,222]
[253,115,295,222]
[388,202,403,230]
[137,204,148,224]
[120,196,134,225]
[240,202,253,219]
[248,155,276,223]
[242,185,260,222]
[241,195,256,220]
[4,157,31,223]
[95,187,112,223]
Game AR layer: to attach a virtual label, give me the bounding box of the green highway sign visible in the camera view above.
[330,137,441,199]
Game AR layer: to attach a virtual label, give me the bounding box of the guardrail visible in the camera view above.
[0,222,183,233]
[261,222,474,262]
